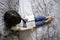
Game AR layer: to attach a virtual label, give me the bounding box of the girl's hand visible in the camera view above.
[24,18,28,22]
[21,18,28,22]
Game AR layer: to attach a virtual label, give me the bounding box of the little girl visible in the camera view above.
[4,10,52,31]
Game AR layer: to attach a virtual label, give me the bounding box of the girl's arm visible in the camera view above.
[11,26,35,31]
[19,27,36,31]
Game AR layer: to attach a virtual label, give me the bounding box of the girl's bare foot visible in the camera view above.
[45,16,52,23]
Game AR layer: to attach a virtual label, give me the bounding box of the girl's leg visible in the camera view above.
[23,21,27,28]
[35,20,46,27]
[35,16,52,27]
[34,16,46,22]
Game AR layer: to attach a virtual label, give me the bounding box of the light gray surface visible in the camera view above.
[0,0,60,40]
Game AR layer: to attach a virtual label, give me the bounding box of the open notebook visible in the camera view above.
[25,15,35,21]
[24,15,35,27]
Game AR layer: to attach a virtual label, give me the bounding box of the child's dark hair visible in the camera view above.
[4,10,21,29]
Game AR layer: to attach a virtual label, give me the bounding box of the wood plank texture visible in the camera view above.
[0,0,60,40]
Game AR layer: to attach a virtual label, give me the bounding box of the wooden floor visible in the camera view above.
[0,0,60,40]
